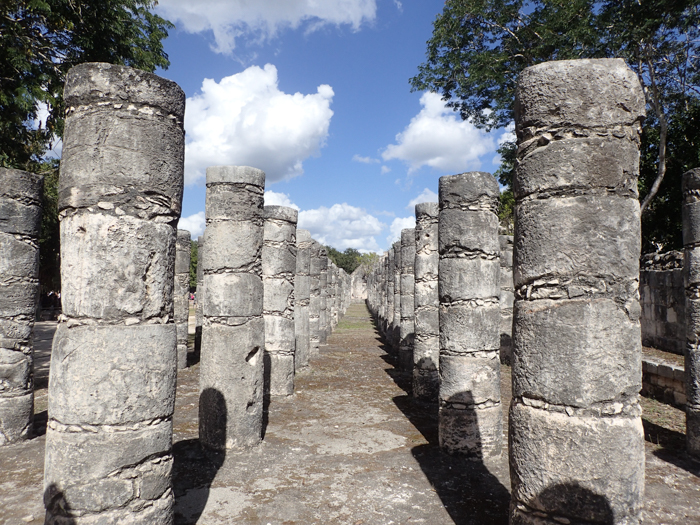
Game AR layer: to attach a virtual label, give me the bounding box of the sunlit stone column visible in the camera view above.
[393,240,402,352]
[263,205,298,397]
[400,228,416,370]
[200,166,265,450]
[295,229,312,370]
[175,229,191,369]
[0,168,42,445]
[510,58,646,524]
[44,63,184,523]
[413,202,439,400]
[386,247,395,343]
[195,236,204,358]
[319,248,329,344]
[309,240,322,355]
[499,235,514,364]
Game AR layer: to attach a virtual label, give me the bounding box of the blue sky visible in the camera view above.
[151,0,512,252]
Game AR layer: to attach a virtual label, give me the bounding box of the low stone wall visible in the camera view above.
[640,268,685,355]
[642,356,686,408]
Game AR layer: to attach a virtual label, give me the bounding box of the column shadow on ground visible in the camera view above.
[644,418,700,477]
[44,483,77,524]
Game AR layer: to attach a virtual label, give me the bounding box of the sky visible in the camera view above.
[149,0,512,252]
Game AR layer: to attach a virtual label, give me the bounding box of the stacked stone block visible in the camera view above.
[319,248,329,344]
[309,241,322,354]
[400,228,416,370]
[199,166,265,450]
[393,241,402,351]
[175,229,191,369]
[683,167,700,459]
[499,235,514,364]
[0,168,42,445]
[295,229,312,369]
[438,172,502,461]
[263,205,298,397]
[386,247,395,342]
[195,236,204,358]
[413,202,439,400]
[44,63,184,523]
[510,59,645,524]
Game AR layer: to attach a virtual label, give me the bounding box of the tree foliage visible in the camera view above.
[189,239,198,292]
[412,0,700,250]
[325,246,378,274]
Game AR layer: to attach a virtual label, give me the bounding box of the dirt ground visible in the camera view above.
[1,303,699,524]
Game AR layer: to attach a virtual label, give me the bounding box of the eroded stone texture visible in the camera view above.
[309,241,322,355]
[386,247,395,344]
[263,206,298,397]
[175,229,191,369]
[510,58,646,525]
[0,168,42,446]
[438,172,502,462]
[200,166,265,451]
[400,228,416,371]
[413,202,439,400]
[499,235,514,364]
[44,62,184,523]
[319,248,329,344]
[683,167,700,459]
[195,236,204,358]
[295,229,312,370]
[393,241,402,352]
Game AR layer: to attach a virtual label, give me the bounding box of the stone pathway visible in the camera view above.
[1,303,699,524]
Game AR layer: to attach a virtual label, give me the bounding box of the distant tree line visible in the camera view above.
[325,246,378,274]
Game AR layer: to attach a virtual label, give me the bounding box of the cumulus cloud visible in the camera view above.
[184,64,334,186]
[299,203,384,252]
[352,154,379,164]
[157,0,377,54]
[264,190,300,210]
[407,188,438,210]
[387,216,415,245]
[179,212,206,239]
[382,92,495,174]
[381,166,391,175]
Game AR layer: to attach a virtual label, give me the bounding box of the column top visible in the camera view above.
[264,205,298,224]
[0,167,43,203]
[415,201,438,218]
[439,171,499,206]
[206,166,265,187]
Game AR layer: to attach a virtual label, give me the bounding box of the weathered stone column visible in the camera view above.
[0,168,42,446]
[386,247,395,343]
[319,248,329,344]
[175,229,191,369]
[393,240,402,352]
[309,241,322,355]
[263,205,298,397]
[195,236,204,358]
[200,166,265,450]
[413,203,439,401]
[295,229,312,370]
[683,168,700,460]
[510,59,645,524]
[499,235,514,364]
[438,172,502,461]
[44,63,184,522]
[400,228,416,371]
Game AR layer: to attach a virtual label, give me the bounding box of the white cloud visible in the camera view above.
[407,188,438,210]
[157,0,377,54]
[264,190,300,210]
[352,154,379,164]
[299,203,384,252]
[382,92,495,174]
[179,211,206,239]
[387,216,415,245]
[381,166,391,174]
[493,121,516,166]
[184,64,334,186]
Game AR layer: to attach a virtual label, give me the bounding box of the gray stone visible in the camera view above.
[175,229,191,369]
[309,240,322,355]
[195,236,204,357]
[399,228,416,371]
[295,230,312,369]
[44,62,184,523]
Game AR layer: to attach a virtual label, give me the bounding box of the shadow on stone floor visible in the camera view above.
[44,483,77,524]
[32,410,47,439]
[643,418,700,477]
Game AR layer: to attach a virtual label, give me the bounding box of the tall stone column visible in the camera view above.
[413,202,439,401]
[438,172,502,461]
[393,240,402,352]
[200,166,265,450]
[510,59,645,524]
[499,235,514,364]
[309,241,322,355]
[195,236,204,358]
[0,168,42,446]
[175,229,191,369]
[319,248,329,344]
[263,205,298,397]
[683,168,700,460]
[295,229,312,370]
[44,63,184,522]
[400,228,416,371]
[386,247,395,343]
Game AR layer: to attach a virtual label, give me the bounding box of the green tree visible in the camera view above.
[412,0,700,250]
[189,239,198,292]
[325,246,373,274]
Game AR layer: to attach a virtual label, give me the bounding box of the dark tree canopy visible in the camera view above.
[325,246,378,274]
[412,0,700,250]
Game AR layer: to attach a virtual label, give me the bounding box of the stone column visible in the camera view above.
[295,230,312,370]
[44,63,184,522]
[400,228,416,371]
[200,166,265,450]
[319,248,329,344]
[393,241,402,352]
[263,205,298,397]
[0,168,42,446]
[438,172,502,461]
[195,236,204,358]
[309,241,322,355]
[175,229,191,369]
[386,247,395,343]
[413,203,439,401]
[510,58,645,524]
[499,235,514,364]
[683,168,700,459]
